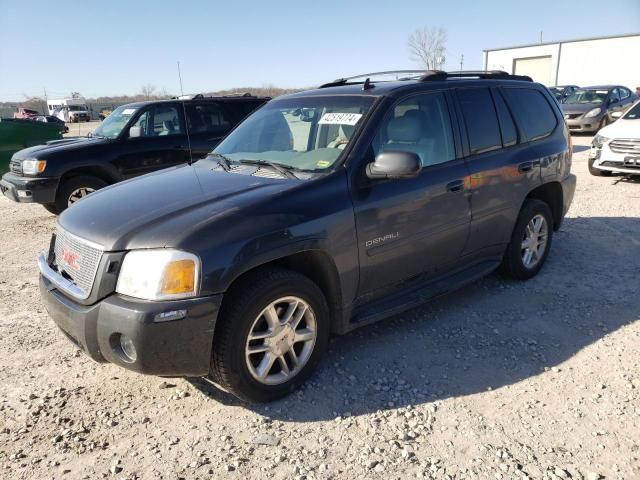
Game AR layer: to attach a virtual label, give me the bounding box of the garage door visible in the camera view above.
[513,56,553,85]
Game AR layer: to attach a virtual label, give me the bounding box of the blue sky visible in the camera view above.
[1,0,639,101]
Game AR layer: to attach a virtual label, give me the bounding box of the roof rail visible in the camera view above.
[319,70,428,88]
[421,70,533,82]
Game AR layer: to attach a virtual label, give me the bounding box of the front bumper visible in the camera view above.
[0,172,58,204]
[565,115,602,133]
[39,273,221,377]
[590,143,640,175]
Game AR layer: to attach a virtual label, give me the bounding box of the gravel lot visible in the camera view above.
[1,134,639,480]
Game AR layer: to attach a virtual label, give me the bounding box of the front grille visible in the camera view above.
[9,160,21,174]
[52,227,103,297]
[609,138,640,155]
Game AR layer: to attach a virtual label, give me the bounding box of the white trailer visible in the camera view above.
[47,97,91,123]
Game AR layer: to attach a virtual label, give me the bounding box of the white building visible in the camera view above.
[483,33,640,89]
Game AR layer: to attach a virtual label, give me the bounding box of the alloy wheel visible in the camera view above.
[521,214,548,269]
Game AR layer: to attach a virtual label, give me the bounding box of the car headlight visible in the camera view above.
[21,159,47,175]
[116,249,200,301]
[593,134,610,147]
[585,108,602,118]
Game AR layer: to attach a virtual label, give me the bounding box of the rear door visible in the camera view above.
[352,91,471,295]
[185,101,238,159]
[114,103,189,178]
[455,87,543,258]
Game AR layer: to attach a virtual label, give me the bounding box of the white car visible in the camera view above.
[589,101,640,176]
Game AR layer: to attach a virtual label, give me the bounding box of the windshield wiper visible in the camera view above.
[236,159,298,179]
[208,153,233,171]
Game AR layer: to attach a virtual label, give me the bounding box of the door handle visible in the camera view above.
[446,179,464,193]
[518,162,533,173]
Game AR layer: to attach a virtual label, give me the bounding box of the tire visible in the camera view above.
[55,175,108,213]
[42,203,59,215]
[588,157,611,176]
[500,199,553,280]
[210,267,330,403]
[598,117,608,129]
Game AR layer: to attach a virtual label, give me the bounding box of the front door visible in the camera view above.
[115,104,189,178]
[351,92,471,296]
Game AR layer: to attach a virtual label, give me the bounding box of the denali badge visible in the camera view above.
[60,248,81,271]
[366,232,399,247]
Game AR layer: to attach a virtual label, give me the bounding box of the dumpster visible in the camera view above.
[0,118,64,174]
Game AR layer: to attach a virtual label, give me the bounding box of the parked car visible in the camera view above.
[38,70,576,402]
[13,107,40,120]
[0,94,268,214]
[588,100,640,176]
[98,108,112,120]
[0,118,64,174]
[561,85,637,132]
[34,115,69,133]
[549,85,579,103]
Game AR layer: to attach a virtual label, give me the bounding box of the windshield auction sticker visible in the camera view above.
[122,108,137,115]
[318,112,363,125]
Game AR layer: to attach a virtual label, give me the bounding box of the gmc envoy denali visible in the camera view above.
[38,70,576,402]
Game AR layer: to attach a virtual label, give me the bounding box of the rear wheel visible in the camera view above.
[501,199,553,280]
[588,157,611,176]
[210,268,329,403]
[55,175,107,213]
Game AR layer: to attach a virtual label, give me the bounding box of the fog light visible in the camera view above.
[119,334,137,362]
[17,190,31,198]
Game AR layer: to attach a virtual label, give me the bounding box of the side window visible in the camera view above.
[372,92,455,167]
[151,105,183,136]
[619,88,630,100]
[131,110,150,136]
[609,88,620,103]
[493,90,518,147]
[502,88,558,142]
[186,102,232,135]
[457,88,502,155]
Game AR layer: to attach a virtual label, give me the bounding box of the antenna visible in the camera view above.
[177,60,194,165]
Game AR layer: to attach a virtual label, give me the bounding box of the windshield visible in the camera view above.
[622,102,640,120]
[92,105,138,138]
[68,105,87,111]
[564,89,608,105]
[213,95,375,171]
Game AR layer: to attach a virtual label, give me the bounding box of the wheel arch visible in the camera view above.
[59,165,120,186]
[524,181,563,230]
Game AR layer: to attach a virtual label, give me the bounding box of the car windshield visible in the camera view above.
[213,95,375,171]
[623,102,640,120]
[68,105,86,111]
[92,105,138,138]
[564,89,608,105]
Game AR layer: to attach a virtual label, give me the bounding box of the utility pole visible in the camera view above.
[42,87,48,114]
[177,61,184,97]
[540,31,543,44]
[459,54,464,72]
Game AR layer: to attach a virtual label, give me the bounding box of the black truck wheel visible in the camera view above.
[500,199,553,280]
[210,268,329,403]
[55,176,107,213]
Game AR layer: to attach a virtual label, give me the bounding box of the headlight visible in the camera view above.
[116,249,200,301]
[21,159,47,175]
[585,108,602,118]
[593,134,610,147]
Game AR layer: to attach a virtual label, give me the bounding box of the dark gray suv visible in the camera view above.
[38,70,576,402]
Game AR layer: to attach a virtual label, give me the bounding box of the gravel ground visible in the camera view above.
[0,134,639,480]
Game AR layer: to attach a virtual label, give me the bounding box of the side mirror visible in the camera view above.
[128,126,142,138]
[611,111,623,120]
[366,151,422,180]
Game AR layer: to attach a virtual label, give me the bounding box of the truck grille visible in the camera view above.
[9,159,22,174]
[52,227,104,297]
[609,138,640,155]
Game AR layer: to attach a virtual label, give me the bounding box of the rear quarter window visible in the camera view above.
[502,88,558,141]
[457,88,502,155]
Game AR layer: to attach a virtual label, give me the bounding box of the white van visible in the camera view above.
[47,98,91,123]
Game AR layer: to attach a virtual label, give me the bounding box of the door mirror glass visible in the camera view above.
[367,151,422,180]
[128,125,142,138]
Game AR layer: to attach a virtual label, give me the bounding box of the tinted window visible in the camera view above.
[493,91,518,147]
[610,88,620,102]
[457,88,501,155]
[503,88,558,141]
[372,92,455,167]
[619,88,630,100]
[186,102,232,135]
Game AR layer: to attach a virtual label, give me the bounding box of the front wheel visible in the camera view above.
[55,175,107,213]
[501,199,553,280]
[210,268,329,402]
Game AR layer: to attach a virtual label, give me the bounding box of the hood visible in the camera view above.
[561,103,602,114]
[598,119,640,139]
[12,137,108,160]
[58,162,303,251]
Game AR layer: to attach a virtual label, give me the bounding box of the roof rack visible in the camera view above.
[319,69,532,88]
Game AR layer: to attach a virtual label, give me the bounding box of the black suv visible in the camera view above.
[38,70,576,402]
[0,94,267,213]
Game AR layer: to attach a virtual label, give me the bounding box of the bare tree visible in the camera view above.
[408,26,447,70]
[140,84,157,99]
